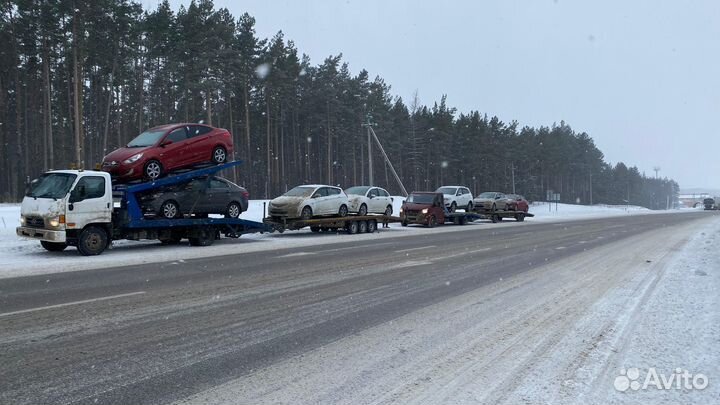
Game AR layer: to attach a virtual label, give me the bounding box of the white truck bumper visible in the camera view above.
[16,227,66,243]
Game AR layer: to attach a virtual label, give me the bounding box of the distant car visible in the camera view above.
[473,191,510,212]
[436,186,473,212]
[140,176,248,219]
[102,123,233,182]
[506,194,529,212]
[344,186,394,216]
[269,185,349,220]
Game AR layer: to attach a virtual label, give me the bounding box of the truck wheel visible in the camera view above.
[401,220,408,227]
[385,205,393,216]
[189,228,215,246]
[301,206,313,220]
[144,160,163,181]
[160,200,180,219]
[367,219,377,233]
[41,241,67,252]
[359,220,368,233]
[346,221,359,234]
[77,226,108,256]
[428,215,437,228]
[212,146,227,164]
[450,202,457,213]
[358,203,368,216]
[338,204,348,217]
[226,201,242,218]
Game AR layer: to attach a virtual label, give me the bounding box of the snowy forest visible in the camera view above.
[0,0,678,207]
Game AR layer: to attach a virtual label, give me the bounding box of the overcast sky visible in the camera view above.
[164,0,720,189]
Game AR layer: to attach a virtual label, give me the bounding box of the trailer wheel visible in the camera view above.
[301,206,313,220]
[160,200,181,219]
[189,228,215,246]
[427,215,437,228]
[401,220,408,227]
[358,204,368,216]
[77,226,108,256]
[367,219,377,233]
[359,220,368,233]
[310,226,320,233]
[515,213,525,222]
[460,216,468,225]
[41,241,67,252]
[346,221,359,234]
[212,146,227,164]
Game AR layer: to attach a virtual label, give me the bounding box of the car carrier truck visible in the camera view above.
[16,161,269,255]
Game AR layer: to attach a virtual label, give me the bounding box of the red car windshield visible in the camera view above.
[127,129,166,147]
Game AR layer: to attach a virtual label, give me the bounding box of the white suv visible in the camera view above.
[435,186,473,212]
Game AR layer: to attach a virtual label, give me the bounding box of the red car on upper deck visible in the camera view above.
[101,123,233,182]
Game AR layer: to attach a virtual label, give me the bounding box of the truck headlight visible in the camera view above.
[20,216,25,226]
[421,208,428,214]
[399,208,403,214]
[124,153,143,164]
[48,217,60,228]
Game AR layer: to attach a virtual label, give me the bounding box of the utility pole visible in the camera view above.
[511,163,516,194]
[362,114,375,186]
[367,125,373,186]
[589,172,593,205]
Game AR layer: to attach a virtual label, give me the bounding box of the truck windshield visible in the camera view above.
[406,194,434,204]
[345,186,370,196]
[25,173,77,199]
[127,129,166,147]
[284,186,315,197]
[436,187,456,195]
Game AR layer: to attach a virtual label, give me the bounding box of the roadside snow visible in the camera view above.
[0,199,692,279]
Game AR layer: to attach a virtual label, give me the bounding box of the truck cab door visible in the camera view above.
[67,175,112,229]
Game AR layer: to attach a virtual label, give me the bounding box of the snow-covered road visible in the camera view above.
[176,213,720,405]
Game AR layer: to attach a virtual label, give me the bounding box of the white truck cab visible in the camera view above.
[17,170,113,255]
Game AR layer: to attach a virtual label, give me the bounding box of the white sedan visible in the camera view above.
[268,185,349,220]
[344,186,394,216]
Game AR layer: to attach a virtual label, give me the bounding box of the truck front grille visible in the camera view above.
[25,216,44,228]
